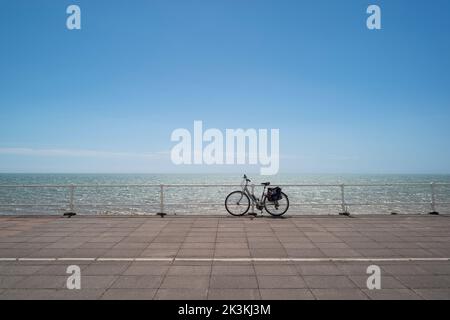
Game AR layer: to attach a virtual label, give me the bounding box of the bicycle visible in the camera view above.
[225,175,289,217]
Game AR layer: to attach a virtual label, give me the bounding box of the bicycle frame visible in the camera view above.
[241,178,267,208]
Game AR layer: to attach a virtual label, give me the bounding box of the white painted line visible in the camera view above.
[17,258,57,261]
[134,258,174,262]
[1,257,449,263]
[96,258,135,262]
[175,258,213,262]
[175,258,292,262]
[57,258,96,261]
[173,257,450,263]
[251,258,293,262]
[287,258,429,262]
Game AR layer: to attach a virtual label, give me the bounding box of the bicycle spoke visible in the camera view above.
[225,191,250,216]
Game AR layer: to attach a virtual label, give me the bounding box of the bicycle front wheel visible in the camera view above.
[264,192,289,217]
[225,191,250,216]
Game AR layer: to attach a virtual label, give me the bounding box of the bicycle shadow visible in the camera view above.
[246,213,289,220]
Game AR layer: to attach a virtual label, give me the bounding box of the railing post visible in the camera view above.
[64,184,76,218]
[388,185,397,215]
[157,184,166,217]
[429,182,439,215]
[339,184,349,216]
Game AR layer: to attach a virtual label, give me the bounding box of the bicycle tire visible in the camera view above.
[264,192,289,217]
[225,191,251,216]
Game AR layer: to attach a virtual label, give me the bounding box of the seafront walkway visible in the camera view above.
[0,215,449,300]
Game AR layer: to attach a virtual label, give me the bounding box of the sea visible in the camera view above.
[0,174,449,216]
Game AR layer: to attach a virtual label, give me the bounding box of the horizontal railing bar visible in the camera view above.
[72,204,158,207]
[0,202,444,207]
[346,202,431,206]
[74,203,339,207]
[0,184,239,188]
[0,204,66,207]
[277,183,450,187]
[1,183,450,188]
[0,185,163,188]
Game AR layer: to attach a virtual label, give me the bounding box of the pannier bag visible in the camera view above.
[267,187,282,202]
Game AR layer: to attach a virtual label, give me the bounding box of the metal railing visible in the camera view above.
[0,182,449,216]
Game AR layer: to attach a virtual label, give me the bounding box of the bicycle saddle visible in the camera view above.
[261,182,271,186]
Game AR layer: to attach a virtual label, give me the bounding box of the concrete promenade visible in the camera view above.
[0,215,450,300]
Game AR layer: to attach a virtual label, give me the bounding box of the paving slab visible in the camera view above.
[160,276,210,289]
[208,289,261,300]
[303,275,356,289]
[155,288,208,300]
[258,275,307,289]
[362,289,423,300]
[110,275,163,289]
[311,289,369,300]
[101,289,156,300]
[259,289,314,300]
[210,276,259,289]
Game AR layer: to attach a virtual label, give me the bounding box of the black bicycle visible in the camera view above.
[225,175,289,217]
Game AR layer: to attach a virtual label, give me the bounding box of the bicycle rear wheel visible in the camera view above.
[264,192,289,217]
[225,191,250,216]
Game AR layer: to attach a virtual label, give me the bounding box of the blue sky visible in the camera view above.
[1,0,450,174]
